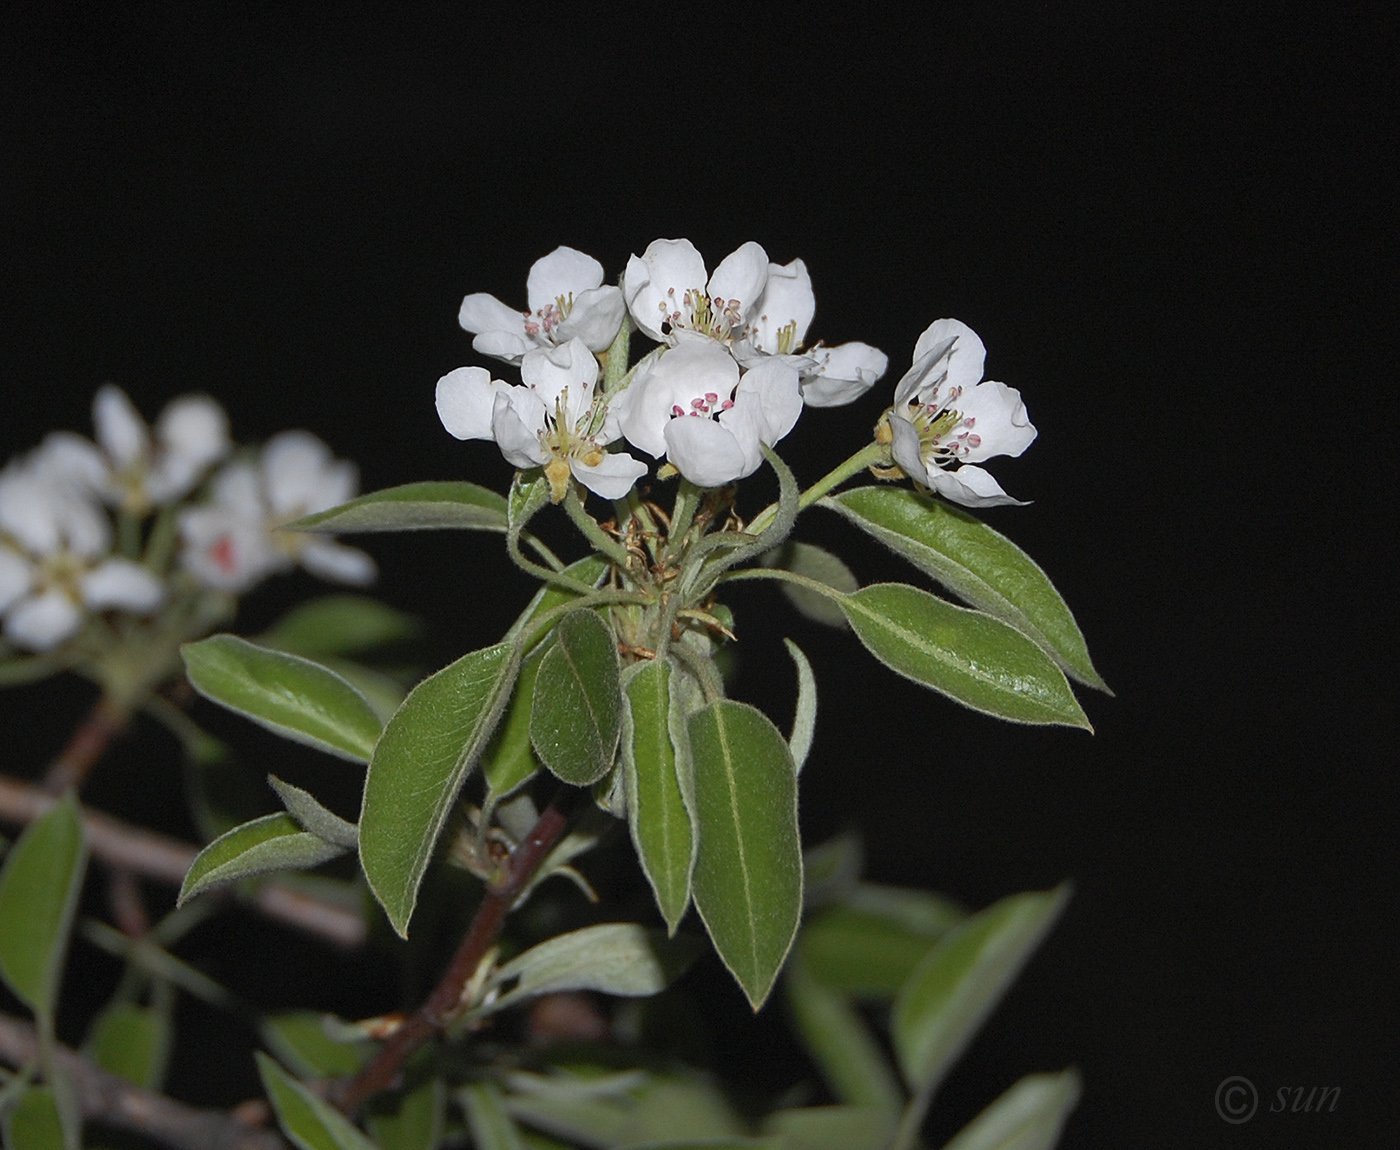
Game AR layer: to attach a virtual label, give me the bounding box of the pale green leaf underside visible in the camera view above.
[179,813,346,905]
[841,584,1090,728]
[269,777,359,849]
[940,1068,1082,1150]
[285,480,508,534]
[181,635,384,762]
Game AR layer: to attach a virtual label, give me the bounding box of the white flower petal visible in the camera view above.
[5,590,83,651]
[458,292,526,339]
[0,548,34,612]
[178,503,277,593]
[263,431,354,517]
[927,464,1028,508]
[952,381,1038,462]
[299,538,377,586]
[472,329,534,362]
[663,417,752,488]
[622,239,708,342]
[746,257,814,354]
[735,358,802,448]
[618,340,739,460]
[555,285,626,352]
[156,395,230,477]
[520,338,598,418]
[706,242,769,321]
[93,385,148,468]
[491,391,550,470]
[436,367,510,441]
[888,413,928,483]
[913,319,986,394]
[0,470,61,554]
[80,558,166,613]
[570,450,648,500]
[799,342,889,407]
[526,246,605,313]
[34,432,110,492]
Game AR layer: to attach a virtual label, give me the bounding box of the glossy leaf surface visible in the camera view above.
[892,886,1069,1095]
[622,659,694,934]
[179,813,346,905]
[530,610,622,786]
[827,487,1106,690]
[0,791,86,1019]
[286,480,508,533]
[688,700,802,1009]
[359,641,518,936]
[841,584,1090,727]
[940,1068,1081,1150]
[182,635,383,762]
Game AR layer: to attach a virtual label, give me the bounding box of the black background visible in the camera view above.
[2,4,1393,1146]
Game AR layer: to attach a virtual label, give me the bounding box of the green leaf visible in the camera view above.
[182,635,384,762]
[530,610,623,786]
[462,1082,529,1150]
[359,641,519,936]
[270,777,359,848]
[802,832,863,909]
[687,700,802,1010]
[367,1076,445,1150]
[483,647,546,804]
[826,488,1107,691]
[764,542,859,629]
[892,885,1070,1095]
[2,1085,75,1150]
[479,923,699,1016]
[940,1069,1081,1150]
[502,1090,630,1148]
[622,660,694,934]
[763,1106,898,1150]
[260,1012,371,1078]
[259,594,420,658]
[286,480,508,534]
[503,555,610,647]
[799,898,958,1000]
[840,585,1091,728]
[84,1001,171,1089]
[783,639,817,774]
[613,1077,748,1147]
[179,813,346,905]
[256,1051,378,1150]
[0,791,86,1020]
[784,952,904,1114]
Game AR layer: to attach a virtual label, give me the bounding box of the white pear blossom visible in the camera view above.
[178,432,375,594]
[458,246,626,366]
[613,336,802,489]
[887,319,1037,508]
[622,239,771,349]
[436,337,646,502]
[37,385,230,514]
[0,453,165,650]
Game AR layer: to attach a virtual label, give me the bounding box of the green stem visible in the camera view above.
[664,480,702,557]
[562,483,633,568]
[747,440,888,536]
[600,311,634,394]
[890,1077,938,1150]
[506,527,597,596]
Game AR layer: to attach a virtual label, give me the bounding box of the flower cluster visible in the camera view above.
[0,387,373,651]
[438,241,1036,504]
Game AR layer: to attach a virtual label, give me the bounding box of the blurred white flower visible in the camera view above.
[613,337,802,488]
[458,246,626,365]
[437,337,646,502]
[38,385,229,514]
[887,319,1037,508]
[179,432,375,593]
[0,454,165,650]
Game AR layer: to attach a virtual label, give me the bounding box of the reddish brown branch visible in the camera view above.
[0,1011,286,1150]
[330,793,573,1113]
[0,773,364,948]
[41,693,129,795]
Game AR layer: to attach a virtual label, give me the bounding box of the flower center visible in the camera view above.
[657,287,744,343]
[523,294,575,341]
[749,316,801,356]
[669,389,736,424]
[908,387,981,464]
[37,550,86,601]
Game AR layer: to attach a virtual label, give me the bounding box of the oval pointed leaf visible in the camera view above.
[179,813,346,905]
[826,487,1107,691]
[286,480,508,534]
[256,1051,378,1150]
[892,885,1070,1095]
[259,594,420,658]
[461,1082,527,1150]
[2,1086,70,1150]
[688,700,802,1010]
[765,541,859,629]
[530,610,623,786]
[260,1012,371,1078]
[182,635,383,762]
[360,641,518,936]
[270,777,359,848]
[85,1002,171,1089]
[0,791,87,1019]
[840,585,1090,728]
[941,1068,1081,1150]
[622,660,695,933]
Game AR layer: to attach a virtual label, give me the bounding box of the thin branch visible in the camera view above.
[329,791,574,1113]
[0,773,364,949]
[41,692,129,795]
[0,1011,286,1150]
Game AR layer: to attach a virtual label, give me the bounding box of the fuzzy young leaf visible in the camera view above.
[181,635,384,762]
[940,1069,1081,1150]
[268,777,359,849]
[259,594,420,658]
[622,659,695,934]
[613,1077,750,1147]
[256,1051,378,1150]
[480,923,700,1016]
[826,487,1107,690]
[892,886,1070,1095]
[841,584,1090,728]
[0,790,86,1020]
[179,813,346,905]
[359,641,518,936]
[530,610,623,786]
[784,638,818,774]
[85,1002,171,1090]
[688,700,803,1010]
[765,541,859,629]
[286,480,508,533]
